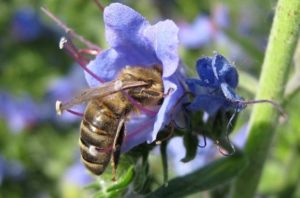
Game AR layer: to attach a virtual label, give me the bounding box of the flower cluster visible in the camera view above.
[52,2,250,177]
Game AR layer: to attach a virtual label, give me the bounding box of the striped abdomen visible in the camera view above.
[79,93,130,175]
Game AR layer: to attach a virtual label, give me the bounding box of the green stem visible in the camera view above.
[231,0,300,198]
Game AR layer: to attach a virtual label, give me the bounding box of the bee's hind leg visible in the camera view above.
[111,118,125,181]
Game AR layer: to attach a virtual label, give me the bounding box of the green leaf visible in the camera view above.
[181,132,199,163]
[84,182,102,191]
[106,166,135,192]
[146,153,248,198]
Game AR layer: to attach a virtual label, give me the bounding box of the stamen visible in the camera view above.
[56,100,84,117]
[66,109,84,117]
[41,7,101,51]
[125,93,158,116]
[78,49,101,56]
[59,37,105,83]
[56,100,63,115]
[93,0,105,12]
[231,99,287,119]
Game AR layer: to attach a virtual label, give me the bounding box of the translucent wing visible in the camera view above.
[56,80,148,115]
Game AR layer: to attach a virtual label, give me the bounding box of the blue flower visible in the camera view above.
[179,15,214,49]
[85,3,185,152]
[63,160,93,187]
[179,4,230,49]
[186,53,246,115]
[0,92,40,133]
[11,8,45,42]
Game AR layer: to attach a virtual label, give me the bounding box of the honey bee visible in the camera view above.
[56,65,164,179]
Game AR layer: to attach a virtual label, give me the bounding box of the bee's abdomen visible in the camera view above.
[80,99,122,175]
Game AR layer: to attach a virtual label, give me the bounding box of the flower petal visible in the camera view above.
[144,20,179,77]
[187,95,226,115]
[85,49,126,87]
[151,72,185,142]
[122,113,156,152]
[212,53,238,88]
[104,3,158,66]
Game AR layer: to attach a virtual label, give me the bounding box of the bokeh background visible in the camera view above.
[1,0,300,197]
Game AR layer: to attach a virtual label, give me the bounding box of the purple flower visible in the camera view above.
[186,53,245,115]
[85,3,185,152]
[0,92,40,133]
[179,15,214,49]
[11,7,45,42]
[179,4,230,49]
[167,137,217,176]
[63,161,93,187]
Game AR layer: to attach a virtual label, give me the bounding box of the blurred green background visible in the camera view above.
[1,0,299,197]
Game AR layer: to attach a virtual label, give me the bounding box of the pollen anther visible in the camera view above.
[59,37,67,49]
[55,100,63,115]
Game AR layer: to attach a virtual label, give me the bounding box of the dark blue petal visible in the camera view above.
[187,95,226,115]
[186,78,211,93]
[196,57,218,87]
[212,53,238,88]
[220,83,246,111]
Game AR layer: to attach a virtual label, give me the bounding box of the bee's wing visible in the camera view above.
[56,80,148,114]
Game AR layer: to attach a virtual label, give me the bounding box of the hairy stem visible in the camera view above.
[231,0,300,197]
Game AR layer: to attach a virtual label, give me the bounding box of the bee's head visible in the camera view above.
[119,65,164,106]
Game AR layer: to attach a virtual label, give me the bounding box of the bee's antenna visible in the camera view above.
[93,0,105,12]
[41,7,101,51]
